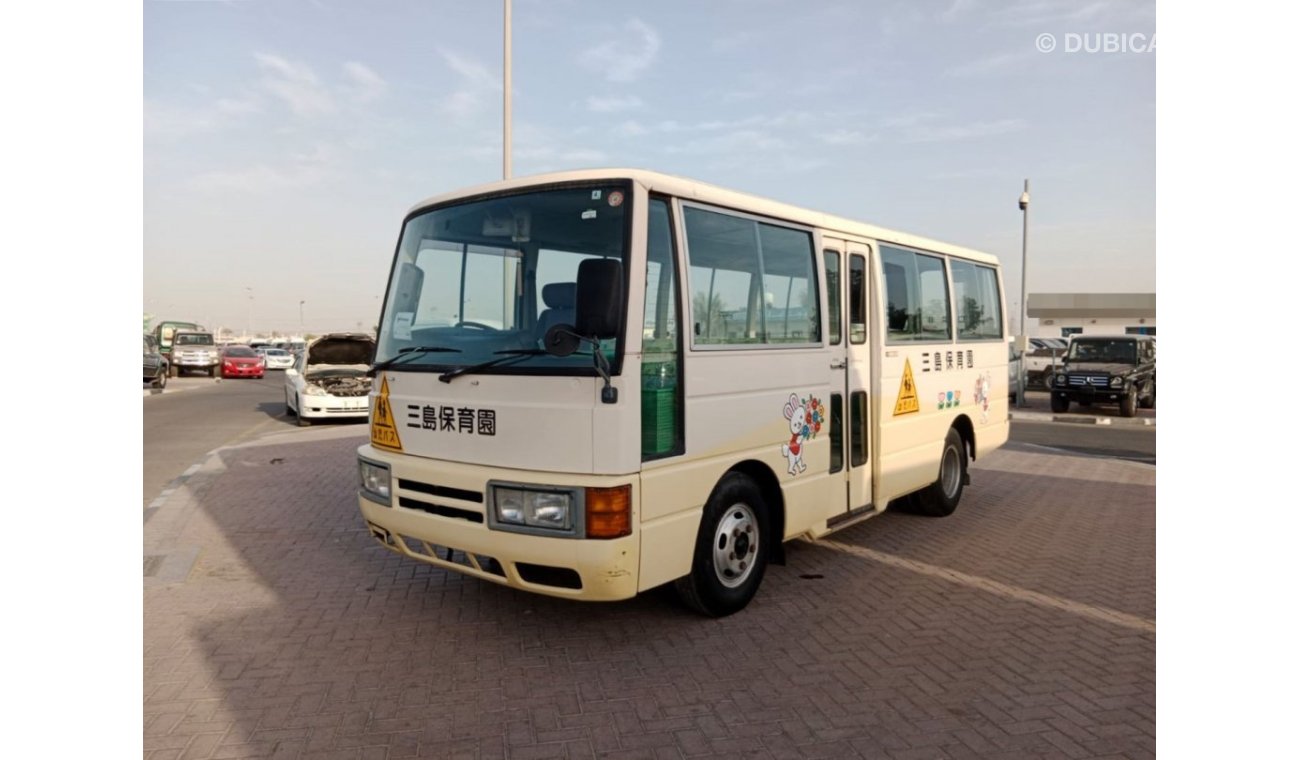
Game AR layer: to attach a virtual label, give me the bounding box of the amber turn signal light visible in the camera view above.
[585,485,631,539]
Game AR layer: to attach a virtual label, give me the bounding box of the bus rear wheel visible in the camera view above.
[675,473,769,617]
[909,428,966,517]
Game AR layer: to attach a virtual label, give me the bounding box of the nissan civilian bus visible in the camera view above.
[356,169,1009,616]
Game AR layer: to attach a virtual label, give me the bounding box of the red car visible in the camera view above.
[221,345,266,379]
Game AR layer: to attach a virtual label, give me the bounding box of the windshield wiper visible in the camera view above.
[369,345,462,376]
[438,349,548,384]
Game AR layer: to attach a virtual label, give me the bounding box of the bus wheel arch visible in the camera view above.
[727,460,785,566]
[951,414,976,462]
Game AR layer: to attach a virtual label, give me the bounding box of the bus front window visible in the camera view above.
[376,184,630,375]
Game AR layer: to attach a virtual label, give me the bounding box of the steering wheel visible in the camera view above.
[454,321,496,331]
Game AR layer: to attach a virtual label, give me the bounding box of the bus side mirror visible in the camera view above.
[574,258,622,339]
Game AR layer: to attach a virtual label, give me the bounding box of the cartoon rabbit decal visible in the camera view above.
[780,393,825,476]
[781,394,807,475]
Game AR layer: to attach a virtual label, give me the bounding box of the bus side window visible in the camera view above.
[849,254,866,344]
[825,251,841,345]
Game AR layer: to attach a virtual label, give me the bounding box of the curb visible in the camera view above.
[1010,411,1154,427]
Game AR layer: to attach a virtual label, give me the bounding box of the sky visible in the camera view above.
[144,0,1155,336]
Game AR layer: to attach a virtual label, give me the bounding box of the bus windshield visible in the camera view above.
[375,183,630,373]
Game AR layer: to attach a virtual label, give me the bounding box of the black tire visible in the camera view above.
[674,473,770,617]
[295,396,311,427]
[209,366,219,379]
[1119,390,1137,418]
[167,362,177,378]
[284,390,295,417]
[1050,394,1069,413]
[1139,381,1156,409]
[908,427,967,517]
[151,370,167,390]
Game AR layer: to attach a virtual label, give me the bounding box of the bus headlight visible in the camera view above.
[358,458,391,505]
[490,485,575,532]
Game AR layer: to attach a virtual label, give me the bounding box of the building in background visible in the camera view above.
[1027,293,1156,339]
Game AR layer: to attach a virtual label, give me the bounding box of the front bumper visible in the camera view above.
[173,354,219,368]
[1052,384,1129,403]
[223,364,264,377]
[356,444,640,601]
[299,393,369,420]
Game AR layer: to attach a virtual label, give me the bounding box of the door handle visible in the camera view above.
[830,359,847,370]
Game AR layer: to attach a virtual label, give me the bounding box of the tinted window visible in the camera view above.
[950,260,1003,340]
[225,347,257,358]
[881,245,950,343]
[824,251,841,345]
[849,254,866,344]
[684,206,819,346]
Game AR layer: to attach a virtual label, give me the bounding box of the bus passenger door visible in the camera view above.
[824,239,872,517]
[845,244,873,513]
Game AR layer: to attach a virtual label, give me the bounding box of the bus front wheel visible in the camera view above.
[675,473,770,617]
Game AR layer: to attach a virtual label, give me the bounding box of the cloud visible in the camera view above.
[901,118,1028,143]
[254,53,335,116]
[945,51,1036,78]
[579,19,660,82]
[437,50,500,119]
[817,129,875,146]
[440,50,500,92]
[187,162,333,194]
[342,61,387,102]
[145,96,261,138]
[586,95,643,113]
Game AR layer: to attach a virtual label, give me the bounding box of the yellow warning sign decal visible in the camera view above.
[370,376,403,451]
[893,358,920,416]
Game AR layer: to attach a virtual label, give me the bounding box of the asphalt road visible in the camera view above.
[1010,419,1156,465]
[142,372,300,508]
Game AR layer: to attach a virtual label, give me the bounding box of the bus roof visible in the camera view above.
[406,168,1000,267]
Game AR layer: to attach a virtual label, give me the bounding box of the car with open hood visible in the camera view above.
[284,333,375,426]
[1049,334,1155,417]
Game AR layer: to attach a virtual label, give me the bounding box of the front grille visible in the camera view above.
[1067,374,1110,388]
[397,496,483,523]
[398,478,483,504]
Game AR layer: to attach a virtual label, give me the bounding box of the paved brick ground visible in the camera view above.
[144,430,1154,760]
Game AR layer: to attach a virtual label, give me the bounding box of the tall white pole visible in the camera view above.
[503,0,512,180]
[1018,179,1030,409]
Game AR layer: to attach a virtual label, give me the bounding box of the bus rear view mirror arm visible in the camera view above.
[543,324,618,405]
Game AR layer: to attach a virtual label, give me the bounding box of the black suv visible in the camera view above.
[1050,335,1155,417]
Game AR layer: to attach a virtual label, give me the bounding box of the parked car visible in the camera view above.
[143,335,168,389]
[284,333,375,426]
[220,345,266,379]
[1008,341,1022,402]
[261,348,295,370]
[1022,338,1066,389]
[1049,335,1156,417]
[169,330,220,377]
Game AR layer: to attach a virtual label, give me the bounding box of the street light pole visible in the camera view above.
[299,300,305,334]
[1017,179,1030,409]
[503,0,512,180]
[245,286,254,342]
